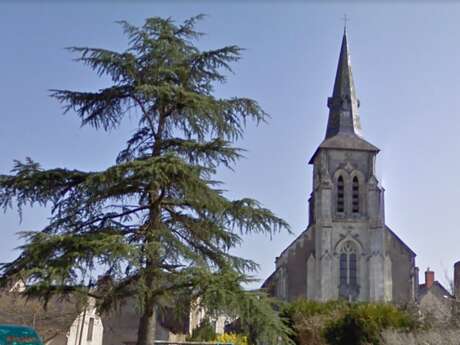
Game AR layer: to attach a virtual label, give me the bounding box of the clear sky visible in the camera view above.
[1,1,460,289]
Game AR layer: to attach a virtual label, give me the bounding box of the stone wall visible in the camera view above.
[454,261,460,299]
[266,144,416,304]
[385,227,415,304]
[274,228,315,301]
[418,290,452,322]
[67,300,104,345]
[382,329,460,345]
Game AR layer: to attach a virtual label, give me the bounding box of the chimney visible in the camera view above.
[425,268,434,289]
[454,261,460,299]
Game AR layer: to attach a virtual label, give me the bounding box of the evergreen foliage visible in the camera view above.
[187,318,217,342]
[0,16,291,345]
[323,303,417,345]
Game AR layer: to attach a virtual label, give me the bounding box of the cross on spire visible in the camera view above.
[342,14,349,33]
[325,28,363,139]
[308,25,380,165]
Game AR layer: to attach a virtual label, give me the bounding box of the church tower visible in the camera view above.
[308,29,389,301]
[263,30,417,304]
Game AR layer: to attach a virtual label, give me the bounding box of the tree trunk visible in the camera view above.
[137,114,163,345]
[136,300,157,345]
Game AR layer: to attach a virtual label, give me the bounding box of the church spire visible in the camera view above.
[325,30,363,139]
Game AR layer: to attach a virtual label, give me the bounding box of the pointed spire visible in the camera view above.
[325,30,363,139]
[309,29,379,164]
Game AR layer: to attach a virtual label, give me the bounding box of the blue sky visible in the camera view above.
[1,1,460,289]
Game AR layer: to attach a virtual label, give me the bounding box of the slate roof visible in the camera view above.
[309,133,379,164]
[309,30,379,164]
[325,29,362,140]
[418,281,453,300]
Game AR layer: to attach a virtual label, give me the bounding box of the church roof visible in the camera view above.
[309,134,379,164]
[309,30,379,164]
[319,133,379,151]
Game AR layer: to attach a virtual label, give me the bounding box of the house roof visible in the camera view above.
[418,281,453,300]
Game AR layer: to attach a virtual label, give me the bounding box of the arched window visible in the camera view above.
[338,241,359,301]
[337,176,345,213]
[352,176,359,214]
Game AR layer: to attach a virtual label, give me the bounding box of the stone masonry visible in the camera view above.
[262,30,417,304]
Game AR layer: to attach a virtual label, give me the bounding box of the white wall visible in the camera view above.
[66,299,103,345]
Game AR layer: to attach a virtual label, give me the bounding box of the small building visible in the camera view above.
[101,298,189,345]
[66,298,103,345]
[102,297,229,345]
[417,269,453,322]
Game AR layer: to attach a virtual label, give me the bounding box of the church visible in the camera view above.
[262,30,418,304]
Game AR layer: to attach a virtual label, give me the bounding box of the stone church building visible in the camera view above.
[262,31,418,304]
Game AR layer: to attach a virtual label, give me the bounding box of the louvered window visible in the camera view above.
[352,176,359,214]
[337,176,345,213]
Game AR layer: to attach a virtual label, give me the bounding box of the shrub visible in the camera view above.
[323,303,418,345]
[280,300,348,345]
[281,299,418,345]
[323,311,379,345]
[214,333,249,345]
[282,300,348,319]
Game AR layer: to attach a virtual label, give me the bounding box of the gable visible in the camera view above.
[385,225,416,258]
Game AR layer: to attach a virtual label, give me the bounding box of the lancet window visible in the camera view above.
[338,241,359,301]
